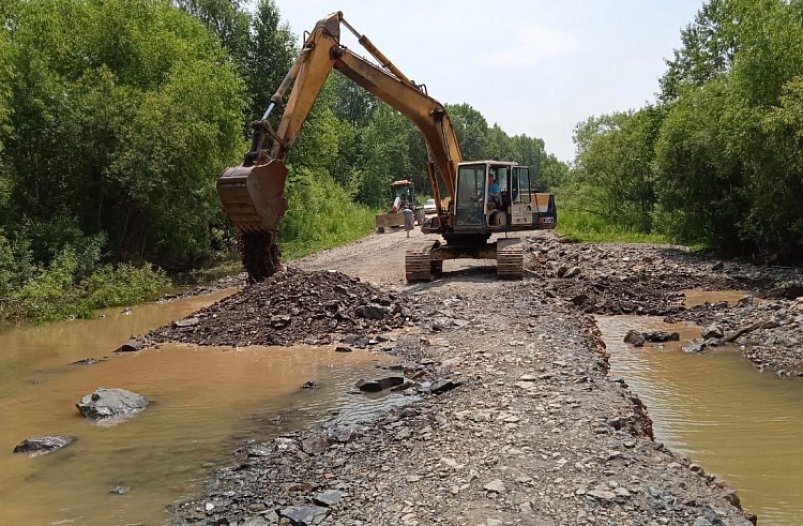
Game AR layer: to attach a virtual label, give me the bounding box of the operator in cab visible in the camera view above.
[488,170,502,210]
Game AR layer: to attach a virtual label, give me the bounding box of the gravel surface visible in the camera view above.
[524,235,803,375]
[159,229,766,526]
[145,269,410,347]
[169,282,752,526]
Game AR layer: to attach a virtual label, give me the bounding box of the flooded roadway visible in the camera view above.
[0,290,392,525]
[598,291,803,526]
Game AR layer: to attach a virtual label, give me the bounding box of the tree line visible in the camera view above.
[567,0,803,260]
[0,0,563,320]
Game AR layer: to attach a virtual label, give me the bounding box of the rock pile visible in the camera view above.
[524,237,756,316]
[527,234,803,376]
[147,269,411,347]
[669,296,803,375]
[172,285,752,526]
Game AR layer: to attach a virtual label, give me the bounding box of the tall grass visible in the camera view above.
[279,167,378,259]
[556,207,669,244]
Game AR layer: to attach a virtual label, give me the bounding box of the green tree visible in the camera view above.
[5,0,245,268]
[572,108,662,231]
[659,0,739,102]
[327,73,378,127]
[446,103,488,161]
[357,105,414,207]
[244,0,295,121]
[173,0,251,70]
[0,18,12,224]
[748,78,803,256]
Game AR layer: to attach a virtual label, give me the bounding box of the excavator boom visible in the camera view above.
[218,12,461,280]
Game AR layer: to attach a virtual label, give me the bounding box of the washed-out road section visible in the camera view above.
[168,228,762,526]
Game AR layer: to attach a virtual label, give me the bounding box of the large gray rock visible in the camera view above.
[682,342,707,353]
[312,489,344,507]
[644,331,680,343]
[76,388,149,421]
[13,435,75,456]
[355,376,404,392]
[354,303,391,320]
[279,505,329,525]
[702,324,724,339]
[300,433,331,455]
[623,330,645,347]
[114,340,143,353]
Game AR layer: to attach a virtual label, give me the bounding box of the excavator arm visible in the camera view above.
[218,12,462,280]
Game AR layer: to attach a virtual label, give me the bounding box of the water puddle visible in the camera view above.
[0,289,399,526]
[683,288,750,307]
[598,311,803,525]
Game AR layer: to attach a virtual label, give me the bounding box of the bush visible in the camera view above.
[0,232,172,323]
[279,166,377,258]
[15,247,87,321]
[556,204,668,244]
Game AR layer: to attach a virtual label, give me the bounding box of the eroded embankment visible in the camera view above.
[163,269,752,526]
[525,236,803,376]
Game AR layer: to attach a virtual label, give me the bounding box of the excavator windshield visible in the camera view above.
[454,164,486,227]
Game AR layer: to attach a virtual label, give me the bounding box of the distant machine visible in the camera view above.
[375,180,425,233]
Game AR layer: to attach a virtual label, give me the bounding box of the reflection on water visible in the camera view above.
[598,315,803,526]
[0,290,393,526]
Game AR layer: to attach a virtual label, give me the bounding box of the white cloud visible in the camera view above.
[482,27,579,67]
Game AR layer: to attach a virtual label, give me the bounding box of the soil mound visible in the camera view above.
[147,269,410,346]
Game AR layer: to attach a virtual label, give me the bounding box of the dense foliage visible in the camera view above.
[0,0,244,320]
[0,0,561,321]
[566,0,803,260]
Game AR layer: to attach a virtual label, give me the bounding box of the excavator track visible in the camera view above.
[405,241,440,282]
[496,238,524,280]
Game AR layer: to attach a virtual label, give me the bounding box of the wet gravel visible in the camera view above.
[166,260,754,526]
[145,269,410,347]
[525,236,803,376]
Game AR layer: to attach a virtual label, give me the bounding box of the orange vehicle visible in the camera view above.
[217,12,557,282]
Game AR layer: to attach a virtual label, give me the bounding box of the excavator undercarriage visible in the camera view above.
[404,237,524,282]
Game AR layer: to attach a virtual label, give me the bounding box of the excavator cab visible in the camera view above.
[453,162,555,231]
[453,164,486,227]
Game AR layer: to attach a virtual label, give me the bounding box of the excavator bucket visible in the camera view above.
[218,159,289,282]
[217,160,289,234]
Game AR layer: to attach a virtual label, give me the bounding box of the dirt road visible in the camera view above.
[167,230,777,525]
[296,227,507,285]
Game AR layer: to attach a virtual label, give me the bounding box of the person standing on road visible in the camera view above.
[402,204,414,238]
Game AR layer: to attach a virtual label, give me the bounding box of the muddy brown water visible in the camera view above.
[598,290,803,526]
[683,288,752,308]
[0,289,394,526]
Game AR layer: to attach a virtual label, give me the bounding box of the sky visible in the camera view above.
[271,0,705,161]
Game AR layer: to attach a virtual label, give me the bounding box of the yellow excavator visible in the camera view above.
[217,12,557,283]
